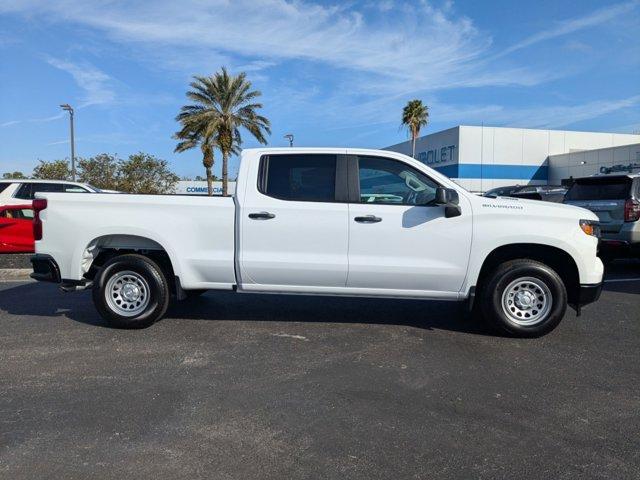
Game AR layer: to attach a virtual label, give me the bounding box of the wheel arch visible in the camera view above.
[80,234,178,291]
[475,243,581,307]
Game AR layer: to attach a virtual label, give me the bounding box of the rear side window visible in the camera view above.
[0,182,11,194]
[259,154,337,202]
[14,183,64,200]
[565,177,632,201]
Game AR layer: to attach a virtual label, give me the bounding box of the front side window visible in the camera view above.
[260,154,337,202]
[18,208,34,219]
[358,156,438,205]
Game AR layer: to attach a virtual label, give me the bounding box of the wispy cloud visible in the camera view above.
[1,0,638,146]
[495,0,639,58]
[45,132,138,147]
[0,0,548,92]
[1,57,116,128]
[45,139,70,146]
[45,56,115,107]
[433,95,640,129]
[1,112,64,129]
[6,0,634,126]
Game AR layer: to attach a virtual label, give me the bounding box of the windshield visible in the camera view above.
[565,177,632,201]
[484,187,516,198]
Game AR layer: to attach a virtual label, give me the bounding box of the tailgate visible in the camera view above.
[564,199,626,233]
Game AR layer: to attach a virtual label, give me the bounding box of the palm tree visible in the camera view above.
[401,100,429,158]
[174,130,217,195]
[174,67,271,196]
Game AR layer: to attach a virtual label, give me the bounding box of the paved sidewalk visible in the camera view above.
[0,268,32,282]
[0,253,31,269]
[0,254,32,281]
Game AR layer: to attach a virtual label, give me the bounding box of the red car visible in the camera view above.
[0,204,35,253]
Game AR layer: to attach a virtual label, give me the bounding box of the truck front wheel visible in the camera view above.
[480,259,567,337]
[92,254,170,329]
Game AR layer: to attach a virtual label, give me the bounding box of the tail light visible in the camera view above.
[624,199,640,222]
[32,198,47,240]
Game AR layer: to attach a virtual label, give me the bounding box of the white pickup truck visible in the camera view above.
[30,148,604,337]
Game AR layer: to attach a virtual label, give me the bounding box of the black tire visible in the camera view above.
[92,254,170,329]
[480,259,567,338]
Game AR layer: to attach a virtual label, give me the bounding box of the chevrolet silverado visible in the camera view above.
[30,148,604,337]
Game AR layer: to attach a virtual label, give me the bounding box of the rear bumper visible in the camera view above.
[599,239,640,255]
[30,254,61,283]
[599,224,640,246]
[30,254,92,291]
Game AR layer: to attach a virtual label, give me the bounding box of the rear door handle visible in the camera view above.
[354,215,382,223]
[248,211,276,220]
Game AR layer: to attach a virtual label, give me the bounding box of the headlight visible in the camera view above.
[580,219,600,237]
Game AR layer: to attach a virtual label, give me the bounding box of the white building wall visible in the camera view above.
[384,126,462,181]
[548,143,640,184]
[385,126,459,162]
[458,126,550,192]
[386,126,640,193]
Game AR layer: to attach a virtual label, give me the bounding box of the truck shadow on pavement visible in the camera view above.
[0,282,490,335]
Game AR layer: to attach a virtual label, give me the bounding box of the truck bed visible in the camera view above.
[37,193,237,289]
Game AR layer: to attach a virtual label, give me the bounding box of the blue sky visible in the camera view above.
[1,0,639,179]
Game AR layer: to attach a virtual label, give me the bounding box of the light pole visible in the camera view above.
[284,133,294,147]
[60,104,76,180]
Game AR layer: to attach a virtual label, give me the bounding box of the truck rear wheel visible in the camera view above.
[92,254,170,329]
[480,259,567,337]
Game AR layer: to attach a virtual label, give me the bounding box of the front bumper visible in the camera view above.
[30,254,61,283]
[577,282,603,307]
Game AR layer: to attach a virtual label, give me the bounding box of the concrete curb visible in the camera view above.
[0,269,33,282]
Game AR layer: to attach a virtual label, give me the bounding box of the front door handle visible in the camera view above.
[248,211,276,220]
[354,215,382,223]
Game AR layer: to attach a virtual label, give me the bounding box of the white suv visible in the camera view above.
[0,179,101,207]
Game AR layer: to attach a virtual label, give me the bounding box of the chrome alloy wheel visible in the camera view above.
[501,276,552,326]
[105,270,150,317]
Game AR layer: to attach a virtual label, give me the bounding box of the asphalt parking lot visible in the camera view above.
[0,261,638,479]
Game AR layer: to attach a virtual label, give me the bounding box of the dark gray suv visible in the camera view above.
[564,174,640,259]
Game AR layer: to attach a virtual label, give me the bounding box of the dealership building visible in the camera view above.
[385,126,640,192]
[174,180,236,195]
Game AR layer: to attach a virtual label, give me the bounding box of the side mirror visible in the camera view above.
[435,187,462,218]
[435,187,459,205]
